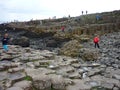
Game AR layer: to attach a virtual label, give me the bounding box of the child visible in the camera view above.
[2,33,10,52]
[93,35,100,48]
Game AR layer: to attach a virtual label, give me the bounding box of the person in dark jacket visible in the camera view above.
[2,33,10,51]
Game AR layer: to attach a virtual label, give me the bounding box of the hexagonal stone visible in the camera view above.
[6,87,23,90]
[8,72,26,84]
[13,80,32,90]
[32,75,51,90]
[87,69,102,77]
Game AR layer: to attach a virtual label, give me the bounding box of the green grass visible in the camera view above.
[24,75,32,81]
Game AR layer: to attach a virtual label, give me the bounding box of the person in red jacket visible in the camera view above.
[61,26,65,32]
[93,35,100,48]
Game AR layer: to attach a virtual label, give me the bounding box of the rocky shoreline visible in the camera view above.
[0,31,120,90]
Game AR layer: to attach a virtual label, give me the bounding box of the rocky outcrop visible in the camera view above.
[12,36,30,47]
[60,40,83,57]
[53,32,71,42]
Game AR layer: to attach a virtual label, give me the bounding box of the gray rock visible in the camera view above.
[8,72,26,84]
[26,62,35,68]
[0,85,3,90]
[66,79,92,90]
[1,55,13,61]
[50,74,66,90]
[38,61,50,68]
[13,80,32,90]
[39,50,55,59]
[25,68,55,77]
[79,48,100,61]
[57,66,75,74]
[32,75,51,90]
[87,69,102,77]
[68,72,81,79]
[113,87,119,90]
[103,78,120,88]
[0,66,4,71]
[71,63,80,68]
[0,72,8,81]
[6,87,23,90]
[101,82,114,90]
[78,69,85,74]
[8,67,24,73]
[113,74,120,80]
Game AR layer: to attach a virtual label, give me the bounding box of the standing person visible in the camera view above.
[93,35,100,48]
[82,11,84,15]
[61,26,65,32]
[1,33,10,52]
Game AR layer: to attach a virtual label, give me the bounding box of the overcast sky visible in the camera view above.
[0,0,120,23]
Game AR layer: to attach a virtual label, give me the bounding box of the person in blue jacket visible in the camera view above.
[1,33,10,52]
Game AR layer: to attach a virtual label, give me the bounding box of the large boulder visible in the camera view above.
[12,36,30,47]
[79,48,100,61]
[46,40,57,47]
[60,40,83,57]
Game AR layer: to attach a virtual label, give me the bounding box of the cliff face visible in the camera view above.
[3,10,120,36]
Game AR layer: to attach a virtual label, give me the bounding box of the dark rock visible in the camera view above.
[46,40,57,47]
[22,31,40,38]
[113,41,120,48]
[12,36,30,47]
